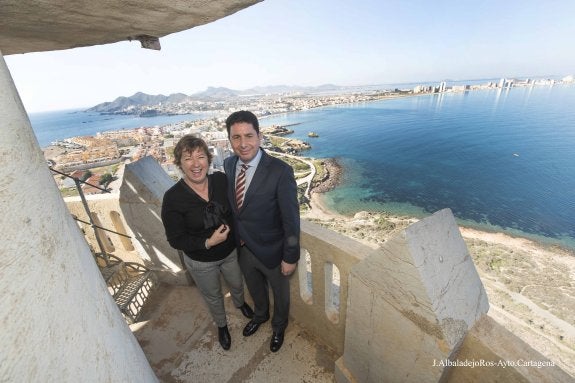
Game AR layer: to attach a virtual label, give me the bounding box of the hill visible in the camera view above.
[86,84,344,113]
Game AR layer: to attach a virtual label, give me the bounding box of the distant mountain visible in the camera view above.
[192,86,240,99]
[87,84,345,113]
[237,84,341,95]
[87,92,177,113]
[187,84,344,99]
[165,93,189,103]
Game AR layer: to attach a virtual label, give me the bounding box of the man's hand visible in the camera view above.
[281,261,296,276]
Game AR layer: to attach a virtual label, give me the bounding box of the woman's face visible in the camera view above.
[180,148,209,185]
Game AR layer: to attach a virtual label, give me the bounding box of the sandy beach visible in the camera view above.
[303,172,575,377]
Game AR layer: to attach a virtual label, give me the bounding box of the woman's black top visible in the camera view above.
[161,171,235,262]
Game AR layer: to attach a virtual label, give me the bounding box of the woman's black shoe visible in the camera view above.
[218,325,231,350]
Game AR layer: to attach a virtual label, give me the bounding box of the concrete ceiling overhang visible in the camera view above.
[0,0,262,55]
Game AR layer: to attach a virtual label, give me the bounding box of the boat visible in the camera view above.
[308,131,319,138]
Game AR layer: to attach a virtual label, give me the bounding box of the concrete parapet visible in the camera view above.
[336,208,489,382]
[65,193,134,257]
[64,157,187,284]
[450,315,573,382]
[119,156,186,284]
[294,220,374,354]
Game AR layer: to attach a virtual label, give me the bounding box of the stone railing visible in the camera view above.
[291,220,373,354]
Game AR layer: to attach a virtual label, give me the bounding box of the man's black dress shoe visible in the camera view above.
[242,320,262,337]
[239,303,254,319]
[218,325,231,350]
[270,331,284,352]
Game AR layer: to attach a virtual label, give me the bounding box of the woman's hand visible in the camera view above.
[205,224,229,249]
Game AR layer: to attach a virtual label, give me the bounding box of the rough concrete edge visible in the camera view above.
[470,314,573,382]
[335,356,357,383]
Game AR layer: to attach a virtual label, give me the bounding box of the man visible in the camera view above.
[223,110,300,352]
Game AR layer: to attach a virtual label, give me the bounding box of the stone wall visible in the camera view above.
[0,51,157,383]
[118,156,187,284]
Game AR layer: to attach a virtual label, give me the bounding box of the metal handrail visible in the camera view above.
[49,166,129,260]
[71,215,131,239]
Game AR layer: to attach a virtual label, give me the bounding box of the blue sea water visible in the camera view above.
[29,109,211,148]
[261,85,575,251]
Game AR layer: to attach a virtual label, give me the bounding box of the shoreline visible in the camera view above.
[308,182,575,257]
[305,156,574,256]
[309,183,575,256]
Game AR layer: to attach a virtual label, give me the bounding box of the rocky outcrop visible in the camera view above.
[312,158,343,193]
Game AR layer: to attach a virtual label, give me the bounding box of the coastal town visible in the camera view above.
[43,75,573,196]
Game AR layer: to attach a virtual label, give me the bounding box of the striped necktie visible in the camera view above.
[235,164,249,209]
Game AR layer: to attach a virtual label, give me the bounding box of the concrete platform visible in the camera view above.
[131,284,338,383]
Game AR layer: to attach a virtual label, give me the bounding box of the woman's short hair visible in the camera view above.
[173,135,213,167]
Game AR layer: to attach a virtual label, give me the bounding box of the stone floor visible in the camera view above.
[130,283,338,383]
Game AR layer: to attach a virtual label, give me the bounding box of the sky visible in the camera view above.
[4,0,575,112]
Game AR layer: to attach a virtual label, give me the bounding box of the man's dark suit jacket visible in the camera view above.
[224,149,300,269]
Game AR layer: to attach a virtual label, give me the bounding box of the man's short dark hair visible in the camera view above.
[225,110,260,136]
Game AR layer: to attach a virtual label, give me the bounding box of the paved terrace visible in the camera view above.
[132,283,337,383]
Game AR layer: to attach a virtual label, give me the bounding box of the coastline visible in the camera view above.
[308,168,575,257]
[304,159,575,376]
[305,156,575,257]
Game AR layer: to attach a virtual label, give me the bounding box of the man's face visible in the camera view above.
[229,122,261,163]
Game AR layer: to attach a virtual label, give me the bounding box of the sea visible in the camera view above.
[29,84,575,251]
[29,109,211,148]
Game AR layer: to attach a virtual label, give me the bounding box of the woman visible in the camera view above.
[161,135,253,350]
